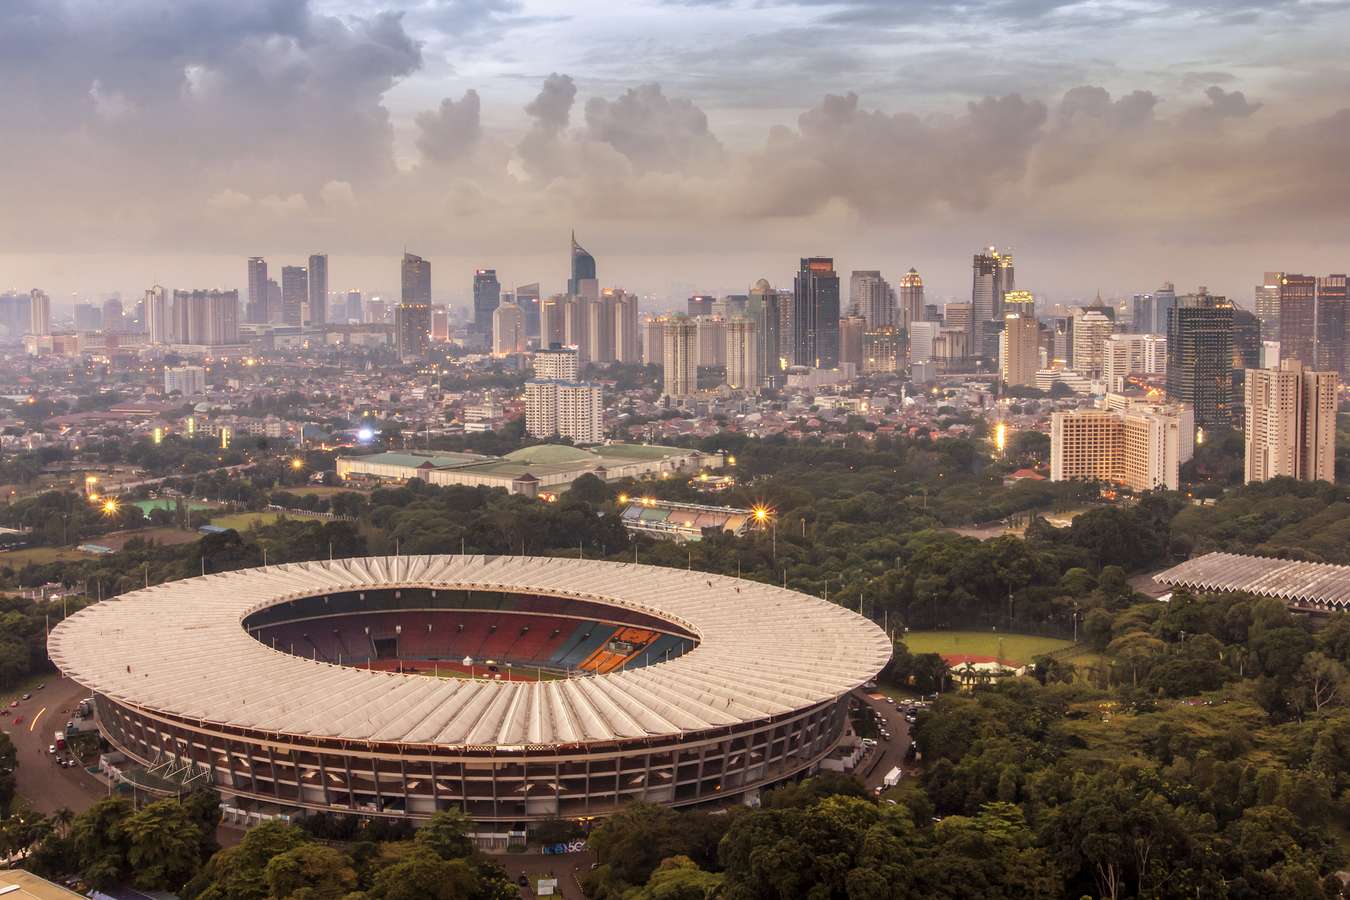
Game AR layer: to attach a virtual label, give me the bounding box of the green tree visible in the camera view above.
[367,847,478,900]
[184,820,310,900]
[70,796,133,889]
[122,798,206,890]
[263,843,358,899]
[630,856,723,900]
[414,808,475,860]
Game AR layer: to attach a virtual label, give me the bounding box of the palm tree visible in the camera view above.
[53,807,74,837]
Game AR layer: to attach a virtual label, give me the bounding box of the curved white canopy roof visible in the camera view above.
[48,555,891,748]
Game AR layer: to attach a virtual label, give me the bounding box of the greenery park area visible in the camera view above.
[4,432,1350,895]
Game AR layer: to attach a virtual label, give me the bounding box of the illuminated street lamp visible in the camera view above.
[752,504,777,559]
[102,498,120,517]
[290,458,305,471]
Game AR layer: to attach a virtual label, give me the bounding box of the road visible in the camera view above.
[498,850,592,899]
[852,690,914,791]
[5,676,107,817]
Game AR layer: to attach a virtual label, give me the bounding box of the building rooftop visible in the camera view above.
[1156,552,1350,611]
[0,870,83,899]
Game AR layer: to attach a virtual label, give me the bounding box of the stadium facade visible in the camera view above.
[48,556,889,824]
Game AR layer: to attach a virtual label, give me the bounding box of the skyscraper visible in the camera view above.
[401,253,431,305]
[663,315,697,399]
[726,317,759,391]
[267,279,281,323]
[1154,283,1176,337]
[642,316,664,366]
[1316,274,1347,376]
[74,302,102,332]
[1278,274,1316,366]
[171,290,238,345]
[102,297,124,333]
[1071,308,1114,378]
[972,247,1014,361]
[431,305,449,342]
[569,232,598,300]
[247,257,268,324]
[1000,312,1041,387]
[395,303,431,362]
[308,254,328,326]
[1131,292,1156,334]
[899,268,924,331]
[613,291,640,364]
[1244,359,1337,483]
[1231,307,1262,371]
[1003,289,1035,319]
[748,279,781,387]
[588,290,618,363]
[688,295,714,317]
[839,316,866,369]
[541,294,567,348]
[1255,272,1282,342]
[492,302,526,354]
[696,316,726,368]
[1103,334,1167,392]
[346,291,363,323]
[145,285,170,344]
[1166,288,1234,428]
[472,269,501,336]
[862,327,898,374]
[28,290,50,336]
[398,253,432,361]
[280,266,307,326]
[516,283,542,340]
[849,271,892,328]
[792,257,840,368]
[534,347,580,381]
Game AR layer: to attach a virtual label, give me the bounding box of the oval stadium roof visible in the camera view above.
[47,556,891,749]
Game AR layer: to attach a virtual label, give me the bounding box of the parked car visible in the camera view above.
[47,744,56,755]
[13,715,23,725]
[20,694,30,701]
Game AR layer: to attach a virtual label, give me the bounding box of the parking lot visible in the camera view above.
[852,688,921,793]
[4,676,108,817]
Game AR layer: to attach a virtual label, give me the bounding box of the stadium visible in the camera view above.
[47,555,891,825]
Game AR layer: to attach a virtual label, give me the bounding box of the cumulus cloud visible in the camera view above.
[1033,85,1158,184]
[414,90,483,163]
[733,91,1047,217]
[0,0,420,251]
[583,84,723,174]
[518,73,578,179]
[1183,85,1263,126]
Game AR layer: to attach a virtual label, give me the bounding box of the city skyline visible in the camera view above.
[4,1,1350,300]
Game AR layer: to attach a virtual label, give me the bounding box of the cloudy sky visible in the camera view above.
[3,0,1350,311]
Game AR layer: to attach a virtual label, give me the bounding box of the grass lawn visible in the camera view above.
[899,630,1072,666]
[100,527,200,550]
[289,485,363,498]
[210,510,329,530]
[0,546,89,567]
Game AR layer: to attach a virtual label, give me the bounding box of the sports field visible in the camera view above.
[0,546,88,567]
[899,630,1072,665]
[209,510,329,530]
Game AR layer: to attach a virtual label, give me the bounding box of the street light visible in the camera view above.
[752,504,776,559]
[290,458,304,471]
[101,498,120,517]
